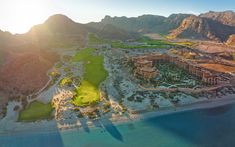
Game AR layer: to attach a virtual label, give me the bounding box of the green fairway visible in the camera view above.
[73,81,100,106]
[72,48,108,106]
[18,101,54,122]
[172,41,195,47]
[139,37,195,48]
[111,40,170,49]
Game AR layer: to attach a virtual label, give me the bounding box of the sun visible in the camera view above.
[1,0,50,33]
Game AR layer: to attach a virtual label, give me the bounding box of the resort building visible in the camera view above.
[134,59,153,68]
[202,71,218,85]
[131,51,232,85]
[132,58,159,80]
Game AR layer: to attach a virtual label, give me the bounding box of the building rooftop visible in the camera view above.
[136,59,152,64]
[139,67,157,72]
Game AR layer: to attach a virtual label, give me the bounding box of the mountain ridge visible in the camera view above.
[169,15,235,42]
[1,11,235,47]
[200,10,235,27]
[96,13,191,34]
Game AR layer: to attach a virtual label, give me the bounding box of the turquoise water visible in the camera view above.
[1,104,235,147]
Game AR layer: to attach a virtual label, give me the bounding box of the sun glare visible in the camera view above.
[1,0,50,33]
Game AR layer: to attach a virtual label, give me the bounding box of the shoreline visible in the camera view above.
[1,94,235,136]
[102,94,235,128]
[132,95,235,122]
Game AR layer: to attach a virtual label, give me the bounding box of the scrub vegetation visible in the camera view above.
[88,33,108,45]
[153,61,203,88]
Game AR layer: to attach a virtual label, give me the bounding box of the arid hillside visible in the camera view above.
[89,14,191,34]
[0,46,58,108]
[169,15,235,42]
[25,14,88,48]
[200,11,235,27]
[226,34,235,46]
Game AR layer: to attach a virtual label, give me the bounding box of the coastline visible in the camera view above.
[105,94,235,127]
[131,95,235,122]
[1,94,235,136]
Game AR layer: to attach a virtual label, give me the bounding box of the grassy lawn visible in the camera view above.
[111,37,173,49]
[173,41,195,47]
[139,37,172,45]
[73,81,100,106]
[111,41,169,49]
[139,36,194,47]
[72,48,108,106]
[18,101,54,122]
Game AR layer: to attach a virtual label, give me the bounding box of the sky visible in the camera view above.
[0,0,235,34]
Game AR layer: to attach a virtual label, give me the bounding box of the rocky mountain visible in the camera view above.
[169,15,235,42]
[27,14,137,46]
[0,30,12,46]
[4,11,235,46]
[0,48,58,109]
[226,34,235,46]
[92,14,191,34]
[2,11,235,46]
[87,23,139,40]
[90,11,235,42]
[25,14,88,48]
[0,50,58,96]
[0,30,25,48]
[200,11,235,27]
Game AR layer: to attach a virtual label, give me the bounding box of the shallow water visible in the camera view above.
[1,104,235,147]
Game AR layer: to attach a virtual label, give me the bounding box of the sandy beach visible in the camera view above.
[1,94,235,136]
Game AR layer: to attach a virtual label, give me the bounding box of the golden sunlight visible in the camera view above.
[2,0,50,33]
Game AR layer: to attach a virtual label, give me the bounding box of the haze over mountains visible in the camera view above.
[1,10,235,49]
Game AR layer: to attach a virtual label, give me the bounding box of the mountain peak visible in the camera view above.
[200,11,235,27]
[169,14,235,42]
[44,14,75,25]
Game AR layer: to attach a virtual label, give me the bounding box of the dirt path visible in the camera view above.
[138,84,231,94]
